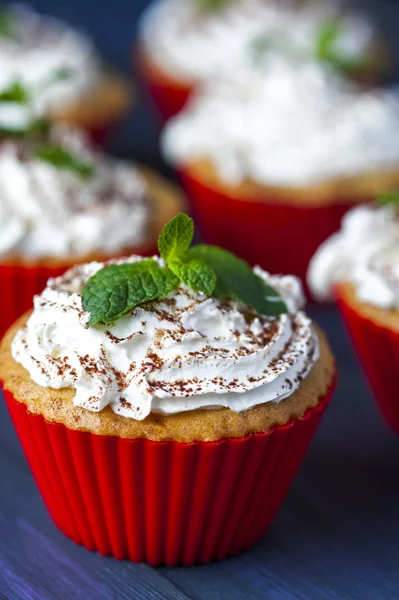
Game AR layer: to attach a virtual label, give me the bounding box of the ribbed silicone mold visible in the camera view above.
[338,291,399,433]
[3,379,335,565]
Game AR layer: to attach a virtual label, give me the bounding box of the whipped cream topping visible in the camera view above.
[0,127,150,259]
[0,5,100,119]
[140,0,376,82]
[12,257,319,420]
[162,59,399,186]
[308,204,399,308]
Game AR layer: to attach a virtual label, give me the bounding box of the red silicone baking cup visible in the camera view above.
[337,291,399,433]
[136,48,191,123]
[84,124,112,146]
[0,263,68,340]
[2,378,335,565]
[180,170,365,291]
[141,77,190,122]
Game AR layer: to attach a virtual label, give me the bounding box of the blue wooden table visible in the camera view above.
[1,1,399,598]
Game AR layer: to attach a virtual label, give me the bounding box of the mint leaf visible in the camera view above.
[194,0,231,12]
[82,260,179,325]
[0,117,50,137]
[314,20,340,62]
[169,259,216,295]
[378,191,399,206]
[49,67,74,83]
[188,245,287,316]
[0,8,13,38]
[26,117,51,137]
[158,213,194,263]
[34,144,94,180]
[0,81,30,104]
[314,19,362,74]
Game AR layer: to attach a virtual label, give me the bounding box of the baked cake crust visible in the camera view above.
[51,72,132,128]
[0,317,335,442]
[183,158,399,207]
[338,281,399,332]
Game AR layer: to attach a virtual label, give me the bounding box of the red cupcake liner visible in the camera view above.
[179,170,366,292]
[141,77,190,122]
[3,378,335,565]
[337,292,399,433]
[0,263,68,340]
[136,49,191,123]
[84,125,111,146]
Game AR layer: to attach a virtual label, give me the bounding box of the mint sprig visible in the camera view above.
[0,68,74,138]
[0,81,30,104]
[82,213,287,326]
[82,260,179,325]
[34,144,95,180]
[250,19,364,75]
[314,19,363,75]
[378,191,399,207]
[193,0,232,12]
[0,7,13,38]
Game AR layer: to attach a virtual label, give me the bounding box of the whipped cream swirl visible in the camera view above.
[308,204,399,308]
[140,0,376,82]
[12,257,319,420]
[0,4,100,123]
[0,127,150,259]
[162,59,399,186]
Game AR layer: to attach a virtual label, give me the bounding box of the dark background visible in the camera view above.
[1,2,399,599]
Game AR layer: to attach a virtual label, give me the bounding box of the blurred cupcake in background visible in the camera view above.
[0,214,336,564]
[0,124,185,337]
[162,56,399,288]
[0,5,132,142]
[308,199,399,432]
[137,0,389,121]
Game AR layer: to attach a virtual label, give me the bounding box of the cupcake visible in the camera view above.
[308,201,399,432]
[137,0,388,121]
[162,57,399,287]
[0,5,132,142]
[0,213,336,565]
[0,125,185,338]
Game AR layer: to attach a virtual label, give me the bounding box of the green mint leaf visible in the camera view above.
[314,19,363,74]
[0,7,13,38]
[34,144,94,180]
[49,67,75,82]
[378,191,399,206]
[82,260,179,325]
[26,117,51,137]
[187,245,287,316]
[169,259,216,295]
[314,20,341,61]
[193,0,231,12]
[0,81,30,104]
[158,213,194,263]
[0,117,51,137]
